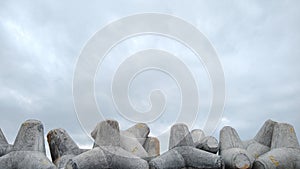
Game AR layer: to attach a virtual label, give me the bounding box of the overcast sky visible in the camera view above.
[0,0,300,158]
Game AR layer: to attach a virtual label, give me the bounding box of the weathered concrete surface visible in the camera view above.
[150,123,223,169]
[67,146,149,169]
[220,126,254,169]
[220,126,244,151]
[0,119,57,169]
[195,136,219,154]
[13,119,46,153]
[0,128,12,157]
[253,122,300,169]
[126,123,150,145]
[221,148,254,169]
[150,146,224,169]
[47,128,88,167]
[2,118,300,169]
[271,122,299,149]
[0,151,56,169]
[0,129,7,146]
[253,147,300,169]
[143,136,160,158]
[253,119,277,147]
[120,130,149,158]
[66,120,149,169]
[65,147,109,169]
[101,146,149,169]
[149,148,185,169]
[177,146,224,169]
[243,140,270,159]
[91,120,120,147]
[191,129,205,143]
[242,120,277,159]
[169,123,194,149]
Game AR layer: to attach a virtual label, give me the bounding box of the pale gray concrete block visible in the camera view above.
[91,120,120,147]
[149,148,185,169]
[221,148,254,169]
[12,119,46,154]
[102,146,149,169]
[219,126,244,152]
[195,136,219,154]
[66,146,149,169]
[0,128,11,157]
[149,146,224,169]
[241,119,276,160]
[0,151,56,169]
[125,123,150,145]
[176,146,224,169]
[243,139,270,159]
[0,119,56,169]
[65,147,109,169]
[190,129,205,144]
[220,126,254,169]
[120,130,149,158]
[0,129,7,145]
[47,128,86,162]
[252,122,300,169]
[271,122,299,149]
[169,123,194,149]
[253,119,277,147]
[253,147,300,169]
[56,154,76,169]
[143,136,160,157]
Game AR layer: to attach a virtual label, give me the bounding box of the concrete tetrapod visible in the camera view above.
[195,136,219,154]
[243,119,277,159]
[47,128,88,168]
[150,123,224,169]
[126,123,150,145]
[191,129,219,154]
[120,130,149,158]
[143,136,160,159]
[169,123,194,149]
[0,128,12,157]
[65,120,149,169]
[253,122,300,169]
[0,119,56,169]
[219,126,254,169]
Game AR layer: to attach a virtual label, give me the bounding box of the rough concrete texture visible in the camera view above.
[150,147,223,169]
[169,123,194,149]
[220,126,254,169]
[0,119,56,169]
[47,128,88,168]
[126,123,150,145]
[13,119,46,153]
[220,119,300,169]
[0,128,12,157]
[191,129,219,154]
[253,119,277,147]
[242,119,277,159]
[253,147,300,169]
[253,122,300,169]
[120,130,149,158]
[191,129,205,143]
[150,123,224,169]
[271,122,299,149]
[143,136,160,158]
[1,119,300,169]
[64,120,149,169]
[195,136,219,154]
[91,120,121,147]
